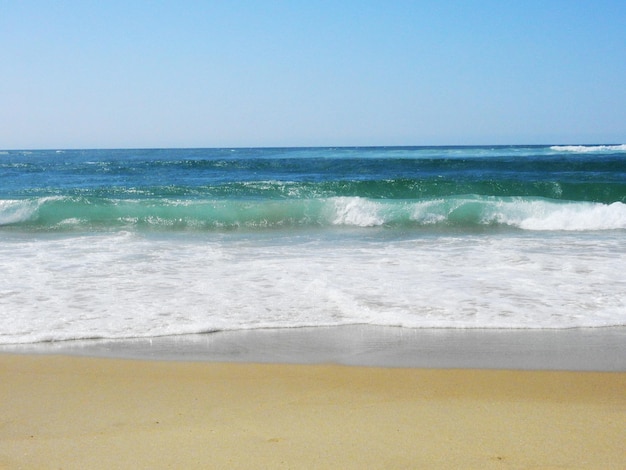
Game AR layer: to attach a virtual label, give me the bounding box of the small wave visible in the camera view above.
[513,200,626,231]
[550,144,626,153]
[0,199,40,225]
[3,195,625,232]
[330,197,385,226]
[328,197,626,231]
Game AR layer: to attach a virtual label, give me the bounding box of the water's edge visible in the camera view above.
[2,325,625,371]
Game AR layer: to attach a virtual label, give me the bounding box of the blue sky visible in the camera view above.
[2,1,625,148]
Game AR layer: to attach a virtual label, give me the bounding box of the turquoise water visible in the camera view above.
[1,145,625,343]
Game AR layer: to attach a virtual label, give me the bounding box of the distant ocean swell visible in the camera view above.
[2,195,626,232]
[2,177,626,203]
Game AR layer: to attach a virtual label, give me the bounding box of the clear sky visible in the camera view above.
[2,1,625,149]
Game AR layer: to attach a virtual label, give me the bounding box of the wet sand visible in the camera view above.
[3,325,626,370]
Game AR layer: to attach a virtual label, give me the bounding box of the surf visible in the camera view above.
[3,194,625,233]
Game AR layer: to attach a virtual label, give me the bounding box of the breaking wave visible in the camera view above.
[2,195,625,232]
[550,144,626,153]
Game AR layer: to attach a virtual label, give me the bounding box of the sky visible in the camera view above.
[1,1,625,149]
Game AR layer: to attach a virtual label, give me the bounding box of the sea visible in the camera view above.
[1,145,625,345]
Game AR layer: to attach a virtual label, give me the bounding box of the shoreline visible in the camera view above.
[2,326,625,468]
[2,324,625,371]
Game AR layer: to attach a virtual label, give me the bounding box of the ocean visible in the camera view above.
[1,145,625,345]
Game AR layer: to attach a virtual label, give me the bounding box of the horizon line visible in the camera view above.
[3,142,625,152]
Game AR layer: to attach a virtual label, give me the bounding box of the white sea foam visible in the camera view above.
[514,201,626,231]
[410,200,447,225]
[549,144,626,153]
[329,197,385,226]
[0,230,624,344]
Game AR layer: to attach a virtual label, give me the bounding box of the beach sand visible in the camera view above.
[1,352,625,469]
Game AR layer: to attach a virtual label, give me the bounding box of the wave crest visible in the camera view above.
[550,144,626,153]
[0,199,41,225]
[2,195,626,232]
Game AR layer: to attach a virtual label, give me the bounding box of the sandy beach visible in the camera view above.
[1,331,625,469]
